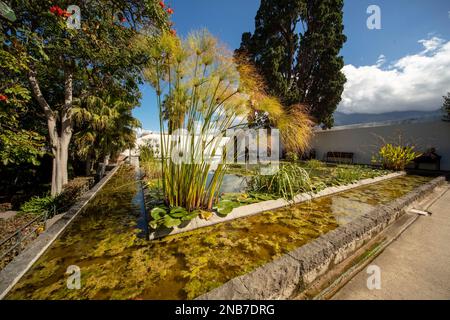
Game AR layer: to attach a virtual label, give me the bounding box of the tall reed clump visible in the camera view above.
[139,30,245,210]
[139,30,313,212]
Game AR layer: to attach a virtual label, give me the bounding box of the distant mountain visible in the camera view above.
[333,109,443,126]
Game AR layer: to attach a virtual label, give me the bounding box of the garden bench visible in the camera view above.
[324,151,354,164]
[413,148,441,171]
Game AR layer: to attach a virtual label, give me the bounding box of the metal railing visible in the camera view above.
[0,213,46,265]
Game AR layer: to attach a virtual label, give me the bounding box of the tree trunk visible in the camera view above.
[85,153,92,176]
[28,67,73,196]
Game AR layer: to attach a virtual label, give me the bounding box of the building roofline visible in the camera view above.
[315,115,444,132]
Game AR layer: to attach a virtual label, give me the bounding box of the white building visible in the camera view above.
[311,116,450,171]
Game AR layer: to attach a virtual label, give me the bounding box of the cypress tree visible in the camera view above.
[238,0,346,128]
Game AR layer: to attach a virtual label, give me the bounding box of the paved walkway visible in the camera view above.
[333,183,450,300]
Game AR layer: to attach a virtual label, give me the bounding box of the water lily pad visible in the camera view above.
[163,215,182,228]
[182,211,200,221]
[214,200,239,216]
[169,206,188,218]
[150,207,166,220]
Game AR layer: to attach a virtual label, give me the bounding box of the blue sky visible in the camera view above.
[134,0,450,130]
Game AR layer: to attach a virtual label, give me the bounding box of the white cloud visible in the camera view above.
[375,54,386,67]
[418,36,445,54]
[338,37,450,114]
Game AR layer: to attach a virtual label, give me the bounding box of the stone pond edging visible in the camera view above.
[196,175,446,300]
[149,172,406,240]
[0,164,122,299]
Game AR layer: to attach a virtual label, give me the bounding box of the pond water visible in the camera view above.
[5,165,431,300]
[219,174,248,193]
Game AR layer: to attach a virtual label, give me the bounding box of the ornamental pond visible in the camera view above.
[5,165,431,300]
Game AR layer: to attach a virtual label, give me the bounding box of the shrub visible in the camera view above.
[20,196,58,217]
[372,144,421,171]
[57,177,93,208]
[139,144,156,163]
[19,177,93,217]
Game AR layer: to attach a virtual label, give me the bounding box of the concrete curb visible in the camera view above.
[0,164,121,299]
[196,175,446,300]
[149,172,406,240]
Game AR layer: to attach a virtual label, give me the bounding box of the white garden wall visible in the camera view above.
[311,117,450,171]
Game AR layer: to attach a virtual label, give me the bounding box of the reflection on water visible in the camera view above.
[219,174,248,193]
[6,166,431,300]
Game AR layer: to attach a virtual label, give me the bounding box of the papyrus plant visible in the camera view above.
[139,30,313,213]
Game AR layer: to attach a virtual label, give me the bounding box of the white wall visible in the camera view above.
[311,118,450,171]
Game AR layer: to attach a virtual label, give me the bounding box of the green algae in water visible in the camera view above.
[6,168,431,300]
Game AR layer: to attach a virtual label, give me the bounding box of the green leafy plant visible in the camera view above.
[372,144,421,171]
[249,163,312,200]
[149,206,199,229]
[285,151,299,162]
[213,192,276,216]
[139,144,156,163]
[331,167,363,185]
[304,159,324,170]
[20,196,58,216]
[19,177,92,218]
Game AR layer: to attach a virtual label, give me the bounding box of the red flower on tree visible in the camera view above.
[50,5,62,16]
[0,94,8,102]
[159,1,165,8]
[170,29,176,36]
[166,8,174,14]
[49,5,71,18]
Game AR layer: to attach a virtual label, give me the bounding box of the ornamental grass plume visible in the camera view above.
[235,53,313,153]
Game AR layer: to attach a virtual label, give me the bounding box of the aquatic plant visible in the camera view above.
[304,159,325,170]
[249,163,313,200]
[138,30,313,215]
[214,192,276,215]
[149,206,199,229]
